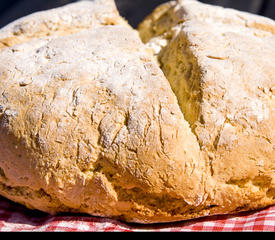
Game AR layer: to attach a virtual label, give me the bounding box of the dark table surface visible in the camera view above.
[0,0,274,29]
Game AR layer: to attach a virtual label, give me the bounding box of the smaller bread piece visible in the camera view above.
[0,0,129,50]
[0,0,205,223]
[139,0,275,217]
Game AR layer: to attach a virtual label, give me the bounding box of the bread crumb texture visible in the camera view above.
[0,0,274,224]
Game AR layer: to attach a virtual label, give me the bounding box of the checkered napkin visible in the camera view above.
[0,196,274,232]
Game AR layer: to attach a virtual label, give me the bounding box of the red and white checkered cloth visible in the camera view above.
[0,196,274,232]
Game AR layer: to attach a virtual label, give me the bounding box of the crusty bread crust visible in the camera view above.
[139,0,275,220]
[0,0,205,223]
[0,0,274,224]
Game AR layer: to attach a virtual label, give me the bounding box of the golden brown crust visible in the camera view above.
[0,0,274,224]
[139,0,275,220]
[0,0,206,223]
[0,0,130,50]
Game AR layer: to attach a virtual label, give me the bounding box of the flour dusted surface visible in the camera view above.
[139,0,275,219]
[0,0,206,223]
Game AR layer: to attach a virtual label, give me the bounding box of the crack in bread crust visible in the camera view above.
[139,0,275,220]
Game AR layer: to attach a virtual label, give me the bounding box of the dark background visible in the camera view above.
[0,0,274,29]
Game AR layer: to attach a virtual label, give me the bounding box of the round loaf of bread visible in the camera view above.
[0,0,274,224]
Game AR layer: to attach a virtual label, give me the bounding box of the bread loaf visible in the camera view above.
[139,0,275,219]
[0,0,274,224]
